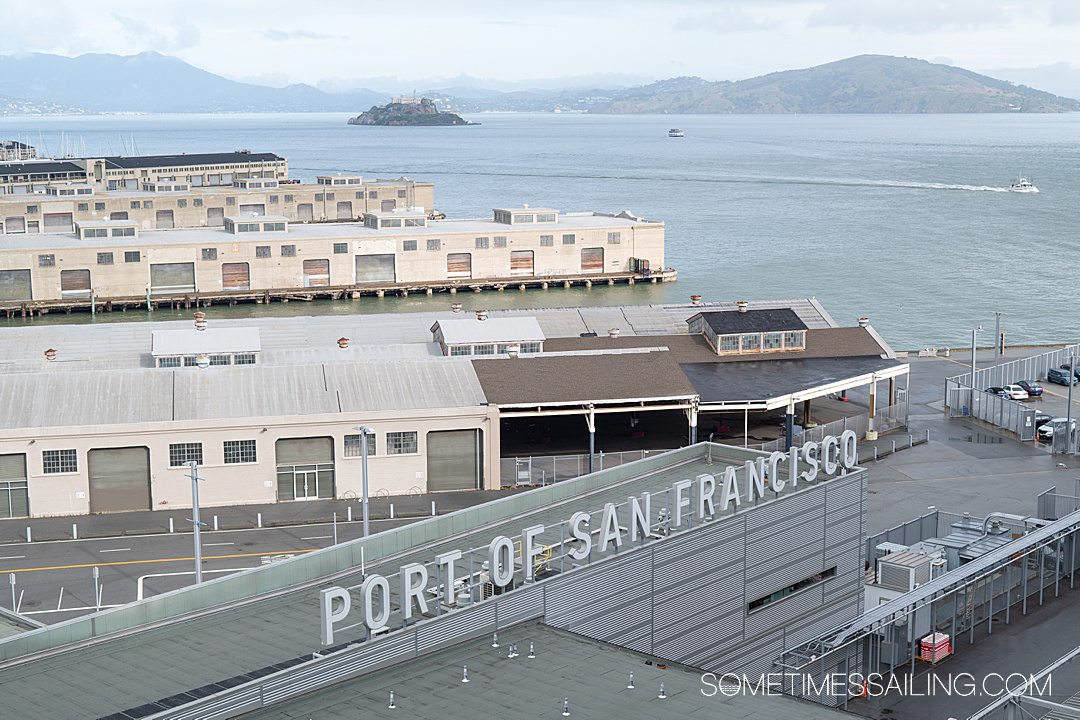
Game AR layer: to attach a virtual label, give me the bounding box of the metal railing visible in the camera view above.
[945,342,1080,393]
[947,387,1038,441]
[743,403,908,455]
[500,449,676,487]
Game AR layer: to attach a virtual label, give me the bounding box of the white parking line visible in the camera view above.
[0,555,25,560]
[136,567,249,601]
[203,542,234,547]
[99,548,131,553]
[301,535,332,541]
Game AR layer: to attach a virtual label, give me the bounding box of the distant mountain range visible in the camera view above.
[0,52,1076,116]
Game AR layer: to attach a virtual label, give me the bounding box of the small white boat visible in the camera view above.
[1009,176,1039,193]
[668,128,684,138]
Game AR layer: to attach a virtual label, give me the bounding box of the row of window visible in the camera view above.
[39,251,141,267]
[157,353,256,368]
[41,432,420,475]
[81,226,135,239]
[714,330,806,354]
[448,342,542,356]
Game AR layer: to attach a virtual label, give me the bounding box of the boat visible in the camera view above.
[1009,176,1039,193]
[668,128,684,138]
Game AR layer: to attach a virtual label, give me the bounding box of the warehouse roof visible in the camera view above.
[151,327,262,357]
[691,308,808,334]
[0,160,83,176]
[99,151,285,170]
[472,349,697,407]
[240,622,847,720]
[431,316,545,345]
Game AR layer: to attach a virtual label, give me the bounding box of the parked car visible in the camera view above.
[1001,384,1030,400]
[986,387,1009,398]
[1047,367,1078,386]
[1034,412,1054,430]
[1060,364,1080,379]
[1016,380,1044,397]
[1037,418,1077,441]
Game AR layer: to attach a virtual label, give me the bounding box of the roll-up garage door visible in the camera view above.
[380,199,396,212]
[275,438,334,501]
[276,437,334,465]
[0,270,31,301]
[581,247,604,273]
[156,210,175,229]
[0,454,29,519]
[207,207,224,227]
[109,211,128,221]
[240,203,265,216]
[43,212,73,233]
[5,216,25,233]
[221,262,250,290]
[303,259,330,287]
[88,447,150,513]
[355,254,395,283]
[447,253,472,279]
[297,203,314,222]
[426,430,481,492]
[150,262,195,294]
[336,201,353,219]
[510,250,534,277]
[60,269,91,297]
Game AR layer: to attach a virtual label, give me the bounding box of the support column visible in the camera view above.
[785,398,796,450]
[867,375,879,440]
[801,398,812,428]
[744,409,749,448]
[585,406,596,474]
[888,376,896,419]
[688,403,698,445]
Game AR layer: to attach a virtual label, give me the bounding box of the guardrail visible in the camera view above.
[500,449,676,487]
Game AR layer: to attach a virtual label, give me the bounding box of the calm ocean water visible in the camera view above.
[2,111,1078,348]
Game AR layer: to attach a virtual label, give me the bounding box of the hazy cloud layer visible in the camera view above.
[0,0,1077,88]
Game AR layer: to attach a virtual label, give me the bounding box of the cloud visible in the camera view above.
[673,7,782,34]
[933,56,954,65]
[112,14,201,50]
[807,0,1006,33]
[1048,0,1080,24]
[262,29,346,41]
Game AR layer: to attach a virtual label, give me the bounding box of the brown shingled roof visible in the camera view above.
[472,350,697,406]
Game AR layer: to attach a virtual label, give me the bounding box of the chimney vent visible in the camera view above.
[858,316,869,327]
[506,343,520,357]
[44,348,58,361]
[193,311,207,332]
[337,337,350,349]
[608,327,620,339]
[451,302,463,313]
[690,295,702,305]
[476,309,488,321]
[736,301,749,313]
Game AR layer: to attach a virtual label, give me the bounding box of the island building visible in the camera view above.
[0,299,905,519]
[0,140,37,162]
[0,205,667,312]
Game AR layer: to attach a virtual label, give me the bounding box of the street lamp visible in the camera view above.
[187,460,206,584]
[993,312,1006,364]
[970,325,983,389]
[352,425,373,537]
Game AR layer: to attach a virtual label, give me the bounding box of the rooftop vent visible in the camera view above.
[736,301,749,313]
[608,327,620,339]
[451,302,463,313]
[858,316,870,327]
[44,348,57,361]
[476,309,488,321]
[337,337,350,349]
[690,295,702,305]
[193,311,207,332]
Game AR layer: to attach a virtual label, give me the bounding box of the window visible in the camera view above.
[38,254,55,267]
[177,199,187,208]
[355,191,364,199]
[426,238,441,251]
[182,356,201,367]
[403,239,417,251]
[194,198,203,207]
[740,333,761,351]
[82,228,107,238]
[333,242,348,254]
[269,195,279,204]
[158,356,181,368]
[43,449,77,474]
[169,443,203,467]
[142,200,153,209]
[763,332,783,350]
[494,236,507,248]
[281,244,296,257]
[209,354,231,366]
[344,433,377,458]
[404,218,425,227]
[607,232,622,244]
[124,251,141,263]
[315,193,324,201]
[130,201,140,209]
[226,196,236,206]
[514,214,535,224]
[284,194,295,203]
[224,440,257,464]
[94,202,106,211]
[536,213,556,223]
[326,192,335,200]
[77,202,89,212]
[262,222,286,232]
[233,353,256,365]
[540,235,554,247]
[449,345,472,356]
[520,342,542,353]
[387,431,418,455]
[562,234,576,245]
[475,236,489,249]
[236,223,259,232]
[474,344,496,355]
[255,245,271,258]
[201,248,218,261]
[368,190,378,199]
[783,330,805,349]
[748,567,837,613]
[26,205,38,214]
[97,252,114,265]
[112,227,135,237]
[397,190,407,198]
[717,334,739,353]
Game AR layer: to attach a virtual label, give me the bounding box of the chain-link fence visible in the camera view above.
[947,386,1038,441]
[945,342,1080,393]
[500,448,676,487]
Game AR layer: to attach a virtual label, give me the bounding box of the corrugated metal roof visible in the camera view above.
[151,327,261,356]
[432,316,545,344]
[101,152,284,169]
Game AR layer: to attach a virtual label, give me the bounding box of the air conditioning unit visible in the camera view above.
[875,542,909,562]
[877,551,932,592]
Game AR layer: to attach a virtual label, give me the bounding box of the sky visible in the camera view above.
[4,0,1080,92]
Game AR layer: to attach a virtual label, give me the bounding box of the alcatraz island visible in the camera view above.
[347,96,477,126]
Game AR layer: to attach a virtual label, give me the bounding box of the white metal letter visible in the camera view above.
[399,563,429,621]
[522,525,545,581]
[630,492,651,541]
[598,503,623,552]
[436,550,462,605]
[567,511,592,560]
[800,441,819,483]
[361,574,391,631]
[489,536,514,587]
[768,451,786,493]
[840,429,858,469]
[674,479,693,526]
[821,436,839,475]
[320,586,351,646]
[720,466,741,512]
[697,474,716,518]
[744,457,766,501]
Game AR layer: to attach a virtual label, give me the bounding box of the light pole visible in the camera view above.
[1067,353,1076,456]
[970,326,982,389]
[993,312,1005,364]
[188,460,206,584]
[352,425,373,537]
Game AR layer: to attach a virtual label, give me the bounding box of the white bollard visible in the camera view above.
[25,527,31,543]
[257,512,263,528]
[431,500,436,516]
[390,503,395,519]
[169,517,175,533]
[347,506,353,522]
[213,515,219,531]
[72,523,78,540]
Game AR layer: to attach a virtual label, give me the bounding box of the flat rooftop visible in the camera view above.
[0,444,858,719]
[242,621,848,720]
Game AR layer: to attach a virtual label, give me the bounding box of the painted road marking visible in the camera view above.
[99,548,131,553]
[0,555,25,560]
[203,542,234,547]
[0,549,315,574]
[137,568,248,601]
[301,535,332,541]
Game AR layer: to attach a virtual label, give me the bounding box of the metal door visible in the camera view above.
[239,203,265,216]
[43,212,73,233]
[60,269,91,297]
[380,199,396,212]
[303,259,330,287]
[335,201,353,219]
[297,203,314,222]
[581,247,604,273]
[207,207,225,226]
[355,254,395,283]
[221,262,250,290]
[87,447,151,513]
[155,209,175,229]
[0,454,29,518]
[447,253,472,279]
[150,262,195,294]
[4,216,25,233]
[510,250,534,276]
[0,270,31,301]
[427,430,482,492]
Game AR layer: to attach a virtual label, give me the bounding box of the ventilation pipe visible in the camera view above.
[451,302,463,313]
[858,316,870,327]
[608,327,620,339]
[44,348,57,361]
[736,301,749,313]
[690,295,702,305]
[194,311,207,332]
[337,337,350,349]
[476,309,488,321]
